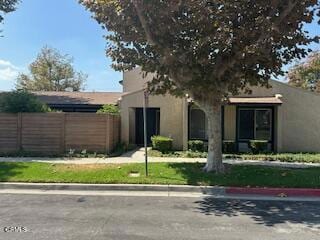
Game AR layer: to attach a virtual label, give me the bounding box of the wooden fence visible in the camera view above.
[0,113,120,154]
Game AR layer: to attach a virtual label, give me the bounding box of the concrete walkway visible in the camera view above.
[0,148,319,169]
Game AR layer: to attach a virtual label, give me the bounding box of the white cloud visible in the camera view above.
[0,59,20,82]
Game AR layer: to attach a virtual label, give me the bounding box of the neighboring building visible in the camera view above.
[120,67,320,153]
[33,91,123,112]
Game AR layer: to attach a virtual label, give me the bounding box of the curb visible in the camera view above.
[0,183,225,195]
[0,183,319,198]
[226,187,320,197]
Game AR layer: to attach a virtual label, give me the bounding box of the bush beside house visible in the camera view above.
[248,140,269,154]
[97,104,120,115]
[151,136,173,153]
[0,90,51,113]
[188,140,205,152]
[223,141,237,154]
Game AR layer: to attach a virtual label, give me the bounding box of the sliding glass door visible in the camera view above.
[237,107,273,151]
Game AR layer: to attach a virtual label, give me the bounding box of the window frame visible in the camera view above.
[237,106,274,143]
[188,105,208,141]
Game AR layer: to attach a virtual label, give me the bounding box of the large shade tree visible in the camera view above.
[16,46,87,92]
[81,0,320,173]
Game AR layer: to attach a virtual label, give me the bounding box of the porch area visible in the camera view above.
[188,96,282,152]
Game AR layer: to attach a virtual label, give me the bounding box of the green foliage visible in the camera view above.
[148,149,207,158]
[188,140,204,152]
[151,136,173,153]
[0,0,18,23]
[248,140,269,154]
[1,162,320,188]
[0,91,51,113]
[226,153,320,163]
[81,0,320,172]
[16,46,87,91]
[288,51,320,92]
[97,104,120,115]
[223,140,237,154]
[81,0,319,97]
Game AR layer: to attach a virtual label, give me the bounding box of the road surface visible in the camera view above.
[0,193,319,240]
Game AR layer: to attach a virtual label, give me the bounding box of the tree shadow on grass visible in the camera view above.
[194,198,320,228]
[167,162,226,186]
[0,162,27,181]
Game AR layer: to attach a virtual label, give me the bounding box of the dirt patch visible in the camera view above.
[128,171,140,177]
[55,164,119,171]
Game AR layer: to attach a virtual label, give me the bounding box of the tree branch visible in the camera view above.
[214,0,299,80]
[132,0,158,46]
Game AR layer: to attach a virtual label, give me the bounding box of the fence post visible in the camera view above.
[17,113,22,151]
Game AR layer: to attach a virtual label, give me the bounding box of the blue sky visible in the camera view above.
[0,0,122,92]
[0,0,319,91]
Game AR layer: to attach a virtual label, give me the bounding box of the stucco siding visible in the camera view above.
[121,66,320,153]
[272,82,320,152]
[224,105,236,140]
[123,67,155,92]
[120,90,186,150]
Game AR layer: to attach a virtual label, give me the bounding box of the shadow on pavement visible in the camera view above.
[194,197,320,228]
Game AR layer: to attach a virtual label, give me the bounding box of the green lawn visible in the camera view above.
[1,162,320,188]
[149,150,320,163]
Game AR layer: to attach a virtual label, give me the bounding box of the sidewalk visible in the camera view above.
[1,148,320,169]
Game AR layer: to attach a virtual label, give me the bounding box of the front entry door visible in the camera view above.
[135,108,160,145]
[237,107,274,151]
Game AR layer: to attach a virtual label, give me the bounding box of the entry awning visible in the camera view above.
[228,96,282,105]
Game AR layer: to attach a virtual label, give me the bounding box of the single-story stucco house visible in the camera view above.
[2,68,319,153]
[119,67,320,153]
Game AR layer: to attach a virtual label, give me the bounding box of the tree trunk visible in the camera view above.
[201,101,224,173]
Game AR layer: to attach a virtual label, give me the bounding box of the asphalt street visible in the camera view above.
[0,193,319,240]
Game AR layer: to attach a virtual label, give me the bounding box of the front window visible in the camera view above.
[238,108,272,141]
[189,106,207,140]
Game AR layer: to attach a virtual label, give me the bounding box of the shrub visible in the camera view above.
[151,135,173,153]
[0,90,51,113]
[97,104,120,115]
[188,140,204,152]
[223,140,237,153]
[248,140,269,154]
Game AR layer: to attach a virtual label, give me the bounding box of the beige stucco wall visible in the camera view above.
[121,66,320,153]
[270,81,320,152]
[123,67,155,92]
[120,90,187,150]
